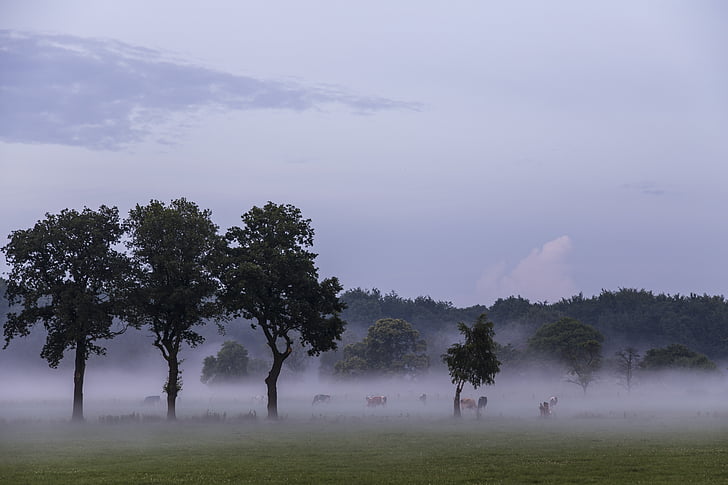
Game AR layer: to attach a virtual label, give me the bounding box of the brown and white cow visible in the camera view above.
[366,395,387,407]
[460,398,477,410]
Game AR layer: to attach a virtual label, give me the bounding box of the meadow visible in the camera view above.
[1,413,727,485]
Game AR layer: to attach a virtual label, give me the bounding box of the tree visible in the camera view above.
[124,198,225,420]
[614,347,640,393]
[639,343,717,372]
[201,340,249,384]
[442,314,501,418]
[528,317,603,395]
[2,206,128,422]
[334,318,429,378]
[220,202,346,419]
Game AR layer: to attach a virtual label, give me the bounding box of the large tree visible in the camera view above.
[124,198,225,420]
[442,314,501,418]
[528,317,603,395]
[220,202,346,419]
[334,318,429,378]
[2,206,128,421]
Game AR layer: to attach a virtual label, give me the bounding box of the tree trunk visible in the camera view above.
[265,353,285,420]
[72,341,86,422]
[453,384,462,418]
[165,355,179,421]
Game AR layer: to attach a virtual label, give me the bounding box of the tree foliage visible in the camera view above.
[334,318,429,378]
[528,317,603,394]
[639,343,717,372]
[220,202,346,419]
[201,340,249,384]
[442,314,501,418]
[124,198,225,420]
[2,206,128,421]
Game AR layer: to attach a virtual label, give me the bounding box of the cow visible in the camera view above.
[312,394,332,405]
[366,395,387,407]
[549,396,558,408]
[478,396,488,410]
[539,401,551,417]
[460,398,477,410]
[143,395,160,406]
[419,393,427,404]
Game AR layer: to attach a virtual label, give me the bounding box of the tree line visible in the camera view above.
[1,199,345,421]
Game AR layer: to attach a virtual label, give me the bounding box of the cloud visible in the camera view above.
[476,236,576,304]
[622,182,668,196]
[0,30,420,150]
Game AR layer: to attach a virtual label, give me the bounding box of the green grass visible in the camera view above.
[1,417,727,484]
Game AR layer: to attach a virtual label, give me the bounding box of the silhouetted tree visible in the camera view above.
[615,347,640,393]
[442,314,501,418]
[220,202,346,419]
[124,198,225,420]
[2,206,129,421]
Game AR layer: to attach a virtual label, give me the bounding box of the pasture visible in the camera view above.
[1,414,727,484]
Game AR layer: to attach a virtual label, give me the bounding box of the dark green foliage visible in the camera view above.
[639,343,717,372]
[201,340,249,384]
[1,206,129,421]
[443,314,501,417]
[124,198,225,420]
[529,317,604,394]
[220,202,346,419]
[334,318,429,378]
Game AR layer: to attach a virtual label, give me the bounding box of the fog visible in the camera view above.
[1,359,726,426]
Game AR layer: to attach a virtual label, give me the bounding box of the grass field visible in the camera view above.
[1,415,727,484]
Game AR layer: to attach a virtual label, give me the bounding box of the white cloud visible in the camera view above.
[476,236,576,304]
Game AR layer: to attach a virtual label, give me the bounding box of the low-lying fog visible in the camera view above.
[1,362,726,424]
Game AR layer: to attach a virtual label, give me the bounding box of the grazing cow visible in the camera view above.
[143,395,161,406]
[539,401,551,417]
[460,398,477,410]
[312,394,332,405]
[419,393,427,404]
[366,395,387,407]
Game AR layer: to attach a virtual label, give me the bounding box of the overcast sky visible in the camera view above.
[1,1,727,307]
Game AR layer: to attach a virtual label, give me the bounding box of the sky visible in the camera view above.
[1,1,727,308]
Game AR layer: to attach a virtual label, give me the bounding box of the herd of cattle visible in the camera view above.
[309,393,559,417]
[145,393,559,417]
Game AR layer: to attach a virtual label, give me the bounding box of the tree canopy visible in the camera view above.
[442,314,501,418]
[124,198,225,420]
[334,318,429,378]
[2,206,129,421]
[528,317,604,394]
[220,202,346,419]
[639,343,717,372]
[201,340,250,384]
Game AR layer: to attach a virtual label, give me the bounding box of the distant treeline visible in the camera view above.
[2,279,727,362]
[340,288,728,360]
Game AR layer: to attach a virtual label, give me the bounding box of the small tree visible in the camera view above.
[528,317,603,395]
[640,344,717,372]
[2,206,129,422]
[220,202,346,419]
[124,198,226,420]
[201,340,249,384]
[442,314,501,418]
[615,347,640,393]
